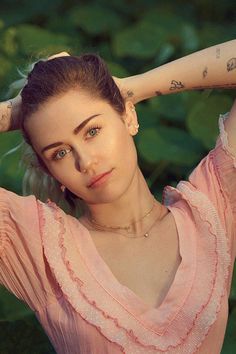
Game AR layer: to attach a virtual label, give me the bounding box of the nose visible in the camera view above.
[73,146,98,174]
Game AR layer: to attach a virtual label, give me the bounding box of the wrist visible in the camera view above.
[122,76,140,104]
[10,95,21,130]
[0,100,13,132]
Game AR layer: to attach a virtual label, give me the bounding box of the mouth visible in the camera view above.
[88,169,113,188]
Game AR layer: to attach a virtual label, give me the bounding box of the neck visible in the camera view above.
[82,168,164,234]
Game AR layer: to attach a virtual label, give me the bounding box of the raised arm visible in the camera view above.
[121,39,236,104]
[0,52,70,133]
[0,96,21,132]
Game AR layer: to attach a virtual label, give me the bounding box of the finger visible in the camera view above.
[48,51,70,60]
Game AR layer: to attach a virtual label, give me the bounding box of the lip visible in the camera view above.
[87,169,113,188]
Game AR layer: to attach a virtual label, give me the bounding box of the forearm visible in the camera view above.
[0,101,13,132]
[0,97,21,132]
[123,39,236,104]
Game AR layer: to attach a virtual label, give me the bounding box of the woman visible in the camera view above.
[0,39,235,354]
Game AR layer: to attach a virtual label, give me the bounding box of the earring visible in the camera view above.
[132,123,139,135]
[60,185,66,192]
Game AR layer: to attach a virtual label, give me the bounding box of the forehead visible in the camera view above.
[30,90,103,124]
[24,90,120,151]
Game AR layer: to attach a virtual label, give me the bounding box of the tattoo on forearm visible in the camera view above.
[216,47,220,59]
[203,67,208,78]
[155,91,162,96]
[227,58,236,72]
[192,83,236,90]
[127,90,134,98]
[169,80,185,90]
[0,101,12,131]
[0,112,8,131]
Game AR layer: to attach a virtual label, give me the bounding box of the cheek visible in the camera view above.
[109,130,137,167]
[44,162,72,185]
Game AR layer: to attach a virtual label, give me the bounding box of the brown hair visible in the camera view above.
[19,54,125,214]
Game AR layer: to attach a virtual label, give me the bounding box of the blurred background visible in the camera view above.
[0,0,235,352]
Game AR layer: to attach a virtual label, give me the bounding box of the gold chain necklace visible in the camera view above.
[86,195,160,238]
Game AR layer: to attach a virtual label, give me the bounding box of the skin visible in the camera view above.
[24,89,167,235]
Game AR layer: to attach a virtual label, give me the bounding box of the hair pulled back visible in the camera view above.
[18,53,125,215]
[21,54,125,125]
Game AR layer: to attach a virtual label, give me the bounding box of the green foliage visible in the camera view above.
[187,94,233,149]
[0,0,235,352]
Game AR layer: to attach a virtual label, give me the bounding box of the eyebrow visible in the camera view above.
[41,114,101,154]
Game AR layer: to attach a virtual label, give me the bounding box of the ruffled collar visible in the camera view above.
[37,181,231,353]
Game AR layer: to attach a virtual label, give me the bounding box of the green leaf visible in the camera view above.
[154,42,175,66]
[0,131,25,193]
[149,93,187,123]
[229,264,236,301]
[113,21,167,59]
[180,23,199,54]
[137,129,168,164]
[106,62,129,78]
[186,95,233,150]
[0,55,12,79]
[16,24,71,56]
[139,8,184,37]
[199,23,235,48]
[0,0,63,26]
[68,5,123,35]
[0,286,32,321]
[221,307,236,354]
[0,315,56,353]
[137,125,202,165]
[0,27,18,57]
[136,104,161,129]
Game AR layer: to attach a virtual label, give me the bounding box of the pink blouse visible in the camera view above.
[0,113,235,354]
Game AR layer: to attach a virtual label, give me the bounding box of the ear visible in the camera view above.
[122,100,139,136]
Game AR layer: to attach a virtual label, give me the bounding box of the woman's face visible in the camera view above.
[25,89,139,204]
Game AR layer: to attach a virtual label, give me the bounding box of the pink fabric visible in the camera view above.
[0,113,235,354]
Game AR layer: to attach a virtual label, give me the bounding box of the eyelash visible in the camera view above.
[51,125,101,161]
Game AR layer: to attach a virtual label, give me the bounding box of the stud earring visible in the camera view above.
[60,185,66,192]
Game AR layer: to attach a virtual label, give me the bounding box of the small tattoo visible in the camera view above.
[203,67,208,78]
[227,58,236,72]
[0,113,7,131]
[0,102,12,131]
[127,90,134,97]
[216,47,220,59]
[155,91,162,96]
[169,80,185,90]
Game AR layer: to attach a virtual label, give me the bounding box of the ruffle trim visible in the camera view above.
[218,112,236,168]
[38,183,231,353]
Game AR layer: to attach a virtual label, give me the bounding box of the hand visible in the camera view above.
[48,51,70,60]
[5,51,71,131]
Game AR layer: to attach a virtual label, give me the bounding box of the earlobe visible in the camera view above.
[123,101,139,136]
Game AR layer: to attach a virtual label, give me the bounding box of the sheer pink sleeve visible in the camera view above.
[0,188,57,313]
[188,113,236,263]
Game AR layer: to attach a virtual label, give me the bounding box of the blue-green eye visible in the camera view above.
[52,148,71,161]
[86,126,101,137]
[51,126,101,161]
